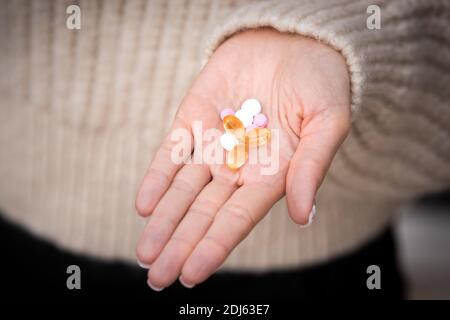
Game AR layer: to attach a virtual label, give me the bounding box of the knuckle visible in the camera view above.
[331,115,351,138]
[211,167,239,187]
[146,217,175,241]
[169,235,195,252]
[160,136,179,153]
[152,214,178,231]
[222,203,256,227]
[171,177,195,195]
[192,198,220,213]
[145,168,170,184]
[187,208,215,223]
[202,235,230,257]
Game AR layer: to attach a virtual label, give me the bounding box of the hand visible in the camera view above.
[135,28,351,289]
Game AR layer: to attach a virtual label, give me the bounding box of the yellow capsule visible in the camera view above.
[226,143,248,170]
[223,115,245,139]
[244,128,271,148]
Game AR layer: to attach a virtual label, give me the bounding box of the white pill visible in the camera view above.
[234,109,253,128]
[220,133,239,151]
[241,98,261,116]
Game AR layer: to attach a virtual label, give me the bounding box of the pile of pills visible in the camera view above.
[219,99,271,170]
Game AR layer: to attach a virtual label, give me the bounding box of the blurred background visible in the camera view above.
[394,191,450,299]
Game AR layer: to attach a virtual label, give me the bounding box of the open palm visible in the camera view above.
[136,29,351,290]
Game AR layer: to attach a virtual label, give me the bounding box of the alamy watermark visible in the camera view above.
[169,121,280,176]
[366,5,382,30]
[366,265,381,290]
[66,5,81,30]
[66,265,81,290]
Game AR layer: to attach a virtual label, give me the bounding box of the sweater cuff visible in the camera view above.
[203,0,370,115]
[203,0,448,116]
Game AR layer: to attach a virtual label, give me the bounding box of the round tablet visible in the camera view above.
[241,98,261,116]
[253,113,268,127]
[220,133,239,151]
[235,109,253,128]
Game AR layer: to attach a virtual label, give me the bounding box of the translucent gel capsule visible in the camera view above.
[244,128,271,148]
[223,115,245,139]
[226,143,248,170]
[220,108,235,120]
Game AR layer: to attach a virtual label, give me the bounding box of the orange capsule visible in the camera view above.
[223,115,245,139]
[244,128,271,148]
[226,143,248,170]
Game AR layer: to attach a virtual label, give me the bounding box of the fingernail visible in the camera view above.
[137,259,151,269]
[146,279,164,292]
[179,276,195,289]
[300,202,316,228]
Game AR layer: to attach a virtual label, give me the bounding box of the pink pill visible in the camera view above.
[220,108,235,120]
[253,113,267,127]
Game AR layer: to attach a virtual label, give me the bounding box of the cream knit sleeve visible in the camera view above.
[202,0,450,200]
[204,0,450,116]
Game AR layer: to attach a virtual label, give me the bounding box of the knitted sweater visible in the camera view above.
[0,0,449,270]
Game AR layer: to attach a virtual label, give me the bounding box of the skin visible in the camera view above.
[135,28,351,290]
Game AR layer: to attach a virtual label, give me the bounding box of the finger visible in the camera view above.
[180,183,281,286]
[136,163,211,265]
[136,117,192,217]
[147,175,237,288]
[286,109,350,225]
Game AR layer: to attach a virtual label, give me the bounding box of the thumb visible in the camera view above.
[286,107,350,225]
